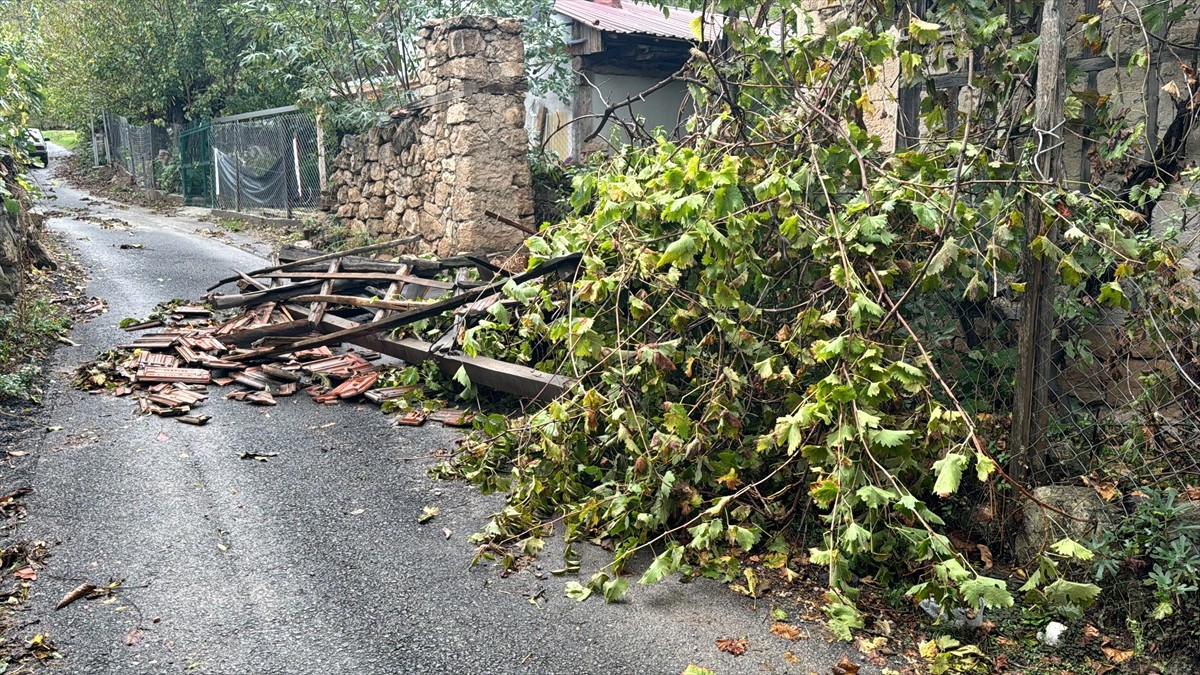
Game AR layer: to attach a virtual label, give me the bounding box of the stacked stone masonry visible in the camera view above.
[324,16,533,257]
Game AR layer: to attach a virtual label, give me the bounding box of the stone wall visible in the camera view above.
[324,16,533,257]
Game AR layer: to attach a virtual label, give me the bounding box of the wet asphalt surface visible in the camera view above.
[3,145,877,674]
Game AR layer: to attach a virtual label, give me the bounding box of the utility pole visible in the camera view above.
[1010,0,1066,487]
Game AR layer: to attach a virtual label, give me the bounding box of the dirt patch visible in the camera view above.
[53,154,179,214]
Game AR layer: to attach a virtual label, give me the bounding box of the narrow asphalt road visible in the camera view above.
[7,145,875,674]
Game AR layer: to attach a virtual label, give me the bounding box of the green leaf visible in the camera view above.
[932,453,969,497]
[1098,281,1131,309]
[656,233,698,268]
[728,525,759,552]
[855,485,897,509]
[960,575,1014,609]
[908,18,942,44]
[564,581,592,601]
[681,667,715,675]
[869,428,914,448]
[3,199,19,215]
[1049,537,1094,561]
[639,548,678,585]
[1057,254,1086,286]
[1043,579,1100,608]
[602,576,629,603]
[824,600,864,641]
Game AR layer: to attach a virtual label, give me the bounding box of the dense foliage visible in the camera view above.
[432,0,1200,639]
[24,0,568,129]
[227,0,569,130]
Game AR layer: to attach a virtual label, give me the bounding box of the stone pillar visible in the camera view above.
[323,15,534,257]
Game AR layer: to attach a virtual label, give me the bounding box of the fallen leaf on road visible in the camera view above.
[443,527,453,540]
[783,651,799,663]
[349,508,365,515]
[681,667,714,675]
[14,566,37,581]
[156,431,170,442]
[238,451,277,462]
[769,623,801,640]
[832,656,861,674]
[715,637,747,656]
[564,581,591,601]
[857,636,887,653]
[124,628,143,646]
[56,582,98,610]
[418,506,439,523]
[217,543,228,552]
[1082,624,1100,646]
[45,426,63,433]
[7,450,28,457]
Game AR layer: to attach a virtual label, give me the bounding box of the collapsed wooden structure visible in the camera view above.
[78,238,579,423]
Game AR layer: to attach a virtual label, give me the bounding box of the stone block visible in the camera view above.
[446,103,471,125]
[347,187,363,203]
[447,29,485,58]
[368,197,386,219]
[365,143,379,162]
[1014,486,1113,563]
[439,56,487,81]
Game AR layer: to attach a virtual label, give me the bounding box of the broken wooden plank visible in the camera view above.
[309,259,340,328]
[229,253,581,363]
[290,294,431,312]
[207,277,364,309]
[255,272,455,290]
[299,311,575,402]
[207,237,417,291]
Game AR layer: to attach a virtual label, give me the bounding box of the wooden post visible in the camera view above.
[894,0,928,150]
[1010,0,1067,487]
[102,113,112,165]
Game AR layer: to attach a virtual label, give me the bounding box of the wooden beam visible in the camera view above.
[209,279,371,310]
[228,253,582,363]
[311,311,574,402]
[291,294,430,312]
[255,271,454,290]
[206,237,415,291]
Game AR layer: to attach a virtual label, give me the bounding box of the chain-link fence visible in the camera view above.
[103,114,181,191]
[105,106,330,221]
[180,106,328,220]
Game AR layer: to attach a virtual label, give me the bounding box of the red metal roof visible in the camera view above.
[554,0,719,41]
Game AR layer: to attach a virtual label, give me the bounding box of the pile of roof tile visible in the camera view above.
[74,238,580,427]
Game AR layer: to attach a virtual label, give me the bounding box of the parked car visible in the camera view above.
[27,128,48,167]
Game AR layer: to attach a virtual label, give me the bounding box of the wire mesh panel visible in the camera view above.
[180,121,214,207]
[103,115,181,191]
[209,108,324,219]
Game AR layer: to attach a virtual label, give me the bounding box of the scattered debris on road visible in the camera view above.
[73,239,580,428]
